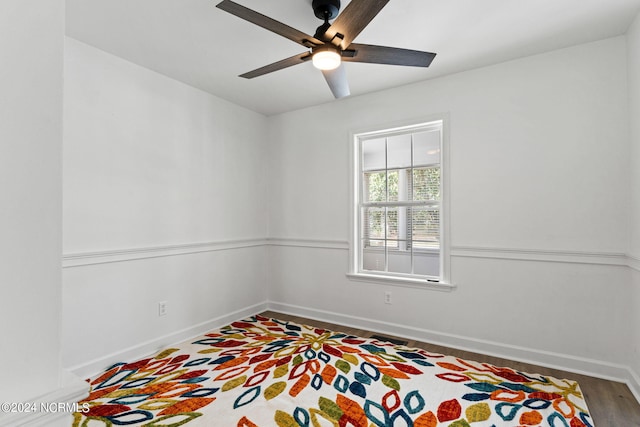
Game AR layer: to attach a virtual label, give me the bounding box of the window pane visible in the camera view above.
[413,251,440,277]
[413,130,440,166]
[387,134,412,169]
[411,207,440,249]
[388,247,411,274]
[387,207,398,240]
[364,239,385,248]
[362,246,384,271]
[363,207,385,241]
[362,138,386,171]
[413,167,440,201]
[365,172,386,202]
[387,170,399,201]
[364,171,398,202]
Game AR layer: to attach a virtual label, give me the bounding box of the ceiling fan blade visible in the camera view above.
[323,0,389,49]
[343,43,436,67]
[322,64,350,98]
[240,52,311,79]
[216,0,323,48]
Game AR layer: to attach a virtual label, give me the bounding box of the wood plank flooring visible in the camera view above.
[261,310,640,426]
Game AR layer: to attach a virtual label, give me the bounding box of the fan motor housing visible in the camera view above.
[312,0,341,20]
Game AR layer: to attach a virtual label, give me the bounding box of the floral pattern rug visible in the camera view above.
[72,315,593,426]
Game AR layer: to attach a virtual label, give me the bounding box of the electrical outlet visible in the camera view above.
[384,291,392,305]
[158,301,167,316]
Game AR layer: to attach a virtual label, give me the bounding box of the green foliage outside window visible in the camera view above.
[365,167,440,249]
[366,171,398,202]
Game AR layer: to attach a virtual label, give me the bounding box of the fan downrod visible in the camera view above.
[312,0,340,20]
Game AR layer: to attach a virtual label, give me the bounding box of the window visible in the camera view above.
[349,119,451,288]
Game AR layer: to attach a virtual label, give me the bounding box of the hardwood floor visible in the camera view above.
[261,310,640,426]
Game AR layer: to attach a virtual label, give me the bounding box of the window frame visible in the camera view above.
[348,116,453,291]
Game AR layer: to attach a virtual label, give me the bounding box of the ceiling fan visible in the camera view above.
[215,0,436,99]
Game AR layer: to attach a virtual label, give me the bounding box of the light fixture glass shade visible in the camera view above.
[312,49,341,70]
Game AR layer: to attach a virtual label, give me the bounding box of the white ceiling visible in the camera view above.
[66,0,640,116]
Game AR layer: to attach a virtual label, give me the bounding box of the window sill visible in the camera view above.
[346,272,456,292]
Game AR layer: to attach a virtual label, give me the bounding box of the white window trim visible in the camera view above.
[347,115,454,291]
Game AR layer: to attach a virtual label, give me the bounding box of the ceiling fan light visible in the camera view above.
[312,49,341,70]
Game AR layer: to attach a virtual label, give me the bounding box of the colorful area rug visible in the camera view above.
[73,315,593,426]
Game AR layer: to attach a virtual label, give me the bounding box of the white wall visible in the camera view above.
[62,38,269,373]
[0,0,64,402]
[627,11,640,391]
[268,37,633,378]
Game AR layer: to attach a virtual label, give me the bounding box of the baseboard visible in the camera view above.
[0,370,88,427]
[628,367,640,404]
[267,301,634,388]
[67,301,269,379]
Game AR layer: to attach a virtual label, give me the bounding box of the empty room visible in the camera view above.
[2,0,640,425]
